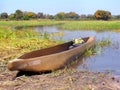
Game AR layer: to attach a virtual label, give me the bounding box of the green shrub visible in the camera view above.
[23,15,29,20]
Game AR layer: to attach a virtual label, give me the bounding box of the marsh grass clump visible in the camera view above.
[85,47,95,56]
[0,21,68,73]
[97,37,111,47]
[85,37,111,56]
[41,32,50,39]
[0,27,39,39]
[0,20,62,63]
[15,29,39,38]
[0,28,16,39]
[0,38,59,61]
[60,21,120,31]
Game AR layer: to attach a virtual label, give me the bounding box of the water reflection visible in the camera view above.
[34,26,120,75]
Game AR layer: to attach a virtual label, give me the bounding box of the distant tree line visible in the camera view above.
[0,9,120,20]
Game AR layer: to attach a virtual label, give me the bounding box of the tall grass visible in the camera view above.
[0,20,64,27]
[1,20,120,31]
[0,27,39,39]
[0,28,15,39]
[0,20,63,61]
[0,37,60,61]
[60,21,120,31]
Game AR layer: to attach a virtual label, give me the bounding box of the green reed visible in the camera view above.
[60,21,120,31]
[85,37,111,56]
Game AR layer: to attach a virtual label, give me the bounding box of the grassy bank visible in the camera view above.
[0,20,64,27]
[0,20,120,60]
[0,20,120,90]
[1,20,120,31]
[0,20,63,61]
[60,21,120,31]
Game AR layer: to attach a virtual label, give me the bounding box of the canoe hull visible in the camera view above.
[8,36,95,72]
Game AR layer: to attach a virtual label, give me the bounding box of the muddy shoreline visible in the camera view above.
[0,68,120,90]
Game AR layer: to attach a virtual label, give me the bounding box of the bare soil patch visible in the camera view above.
[0,68,120,90]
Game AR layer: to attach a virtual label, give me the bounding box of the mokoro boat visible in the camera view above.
[7,36,95,72]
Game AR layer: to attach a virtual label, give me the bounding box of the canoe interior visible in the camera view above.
[19,37,89,59]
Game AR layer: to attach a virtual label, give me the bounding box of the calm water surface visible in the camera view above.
[34,26,120,75]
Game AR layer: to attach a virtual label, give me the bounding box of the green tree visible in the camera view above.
[87,14,95,20]
[54,12,66,20]
[25,12,37,19]
[0,12,8,19]
[15,10,23,20]
[23,14,29,20]
[94,10,111,20]
[8,13,15,20]
[66,12,79,20]
[48,15,54,19]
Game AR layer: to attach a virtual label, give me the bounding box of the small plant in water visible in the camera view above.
[41,32,50,39]
[84,37,111,56]
[85,47,94,56]
[97,37,111,47]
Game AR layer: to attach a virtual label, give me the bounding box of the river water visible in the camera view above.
[34,26,120,75]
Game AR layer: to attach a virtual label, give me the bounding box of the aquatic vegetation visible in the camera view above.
[15,29,39,38]
[41,32,50,39]
[97,37,111,47]
[60,21,120,31]
[0,20,64,27]
[85,47,95,56]
[0,20,117,64]
[0,20,63,61]
[0,38,60,60]
[0,27,16,39]
[49,31,64,37]
[85,37,111,56]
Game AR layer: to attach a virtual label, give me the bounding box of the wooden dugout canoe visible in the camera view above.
[7,36,95,72]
